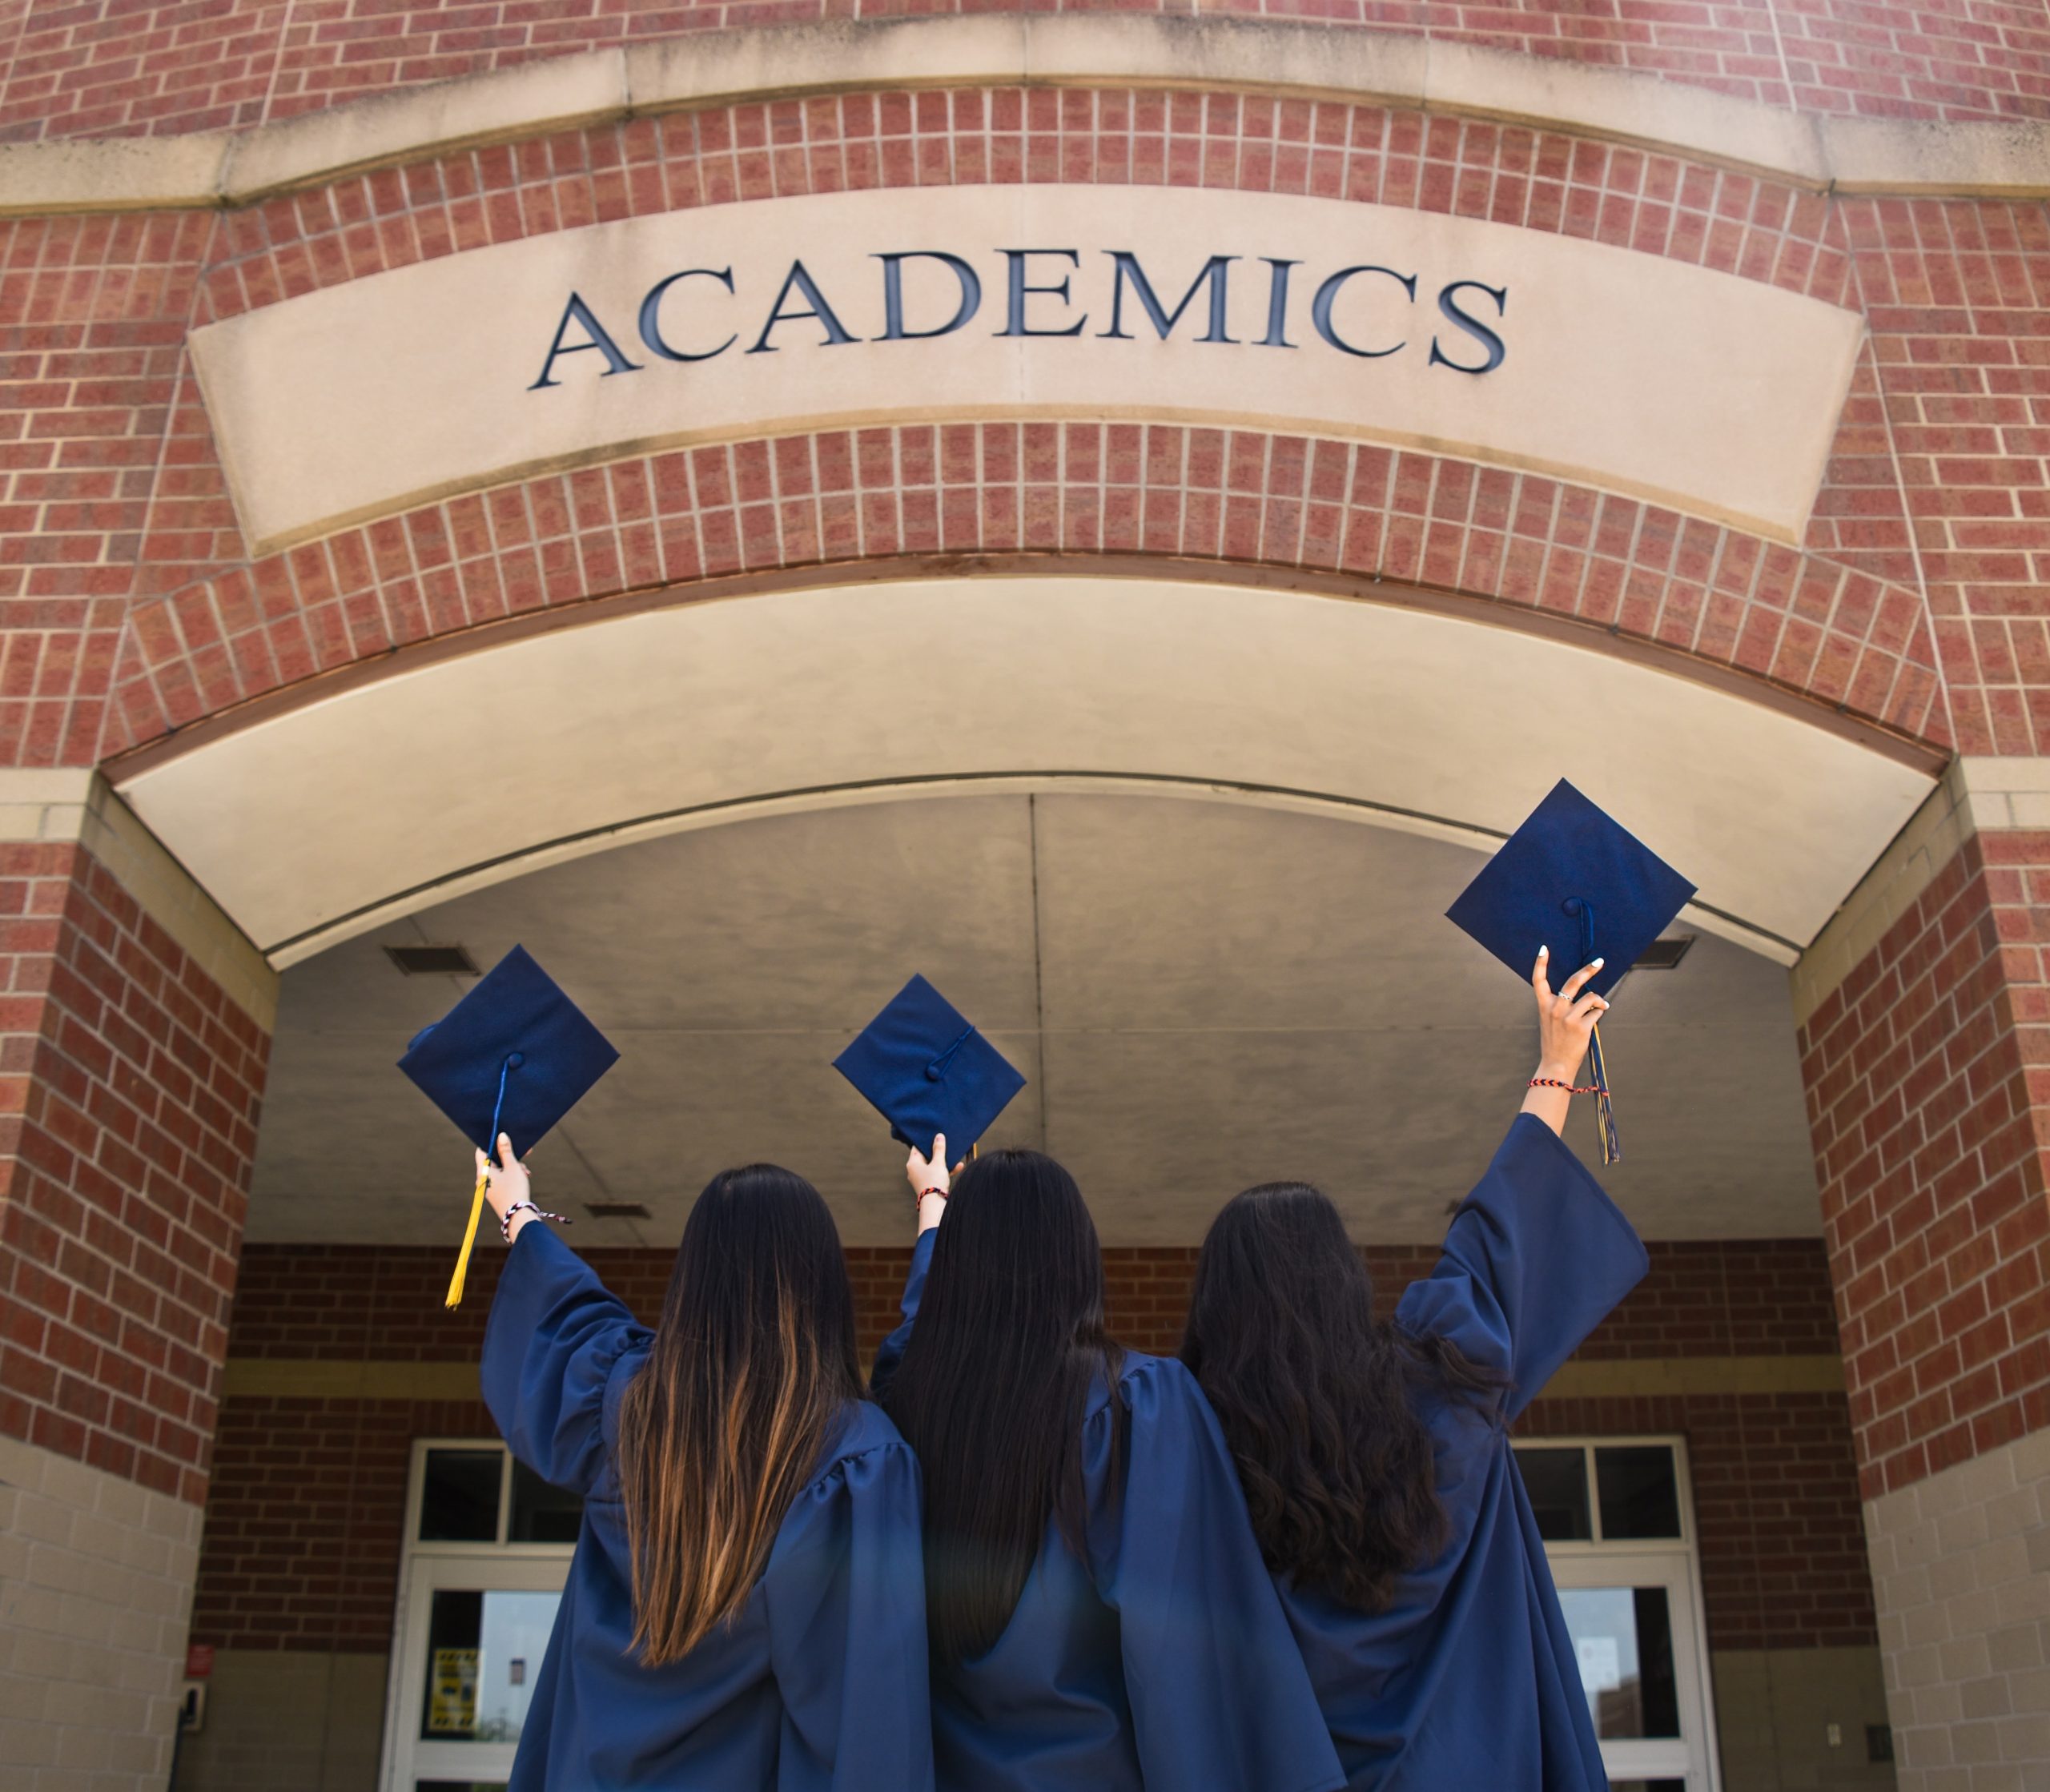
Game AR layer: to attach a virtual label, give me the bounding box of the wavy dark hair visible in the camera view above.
[878,1149,1123,1664]
[614,1164,862,1665]
[1180,1182,1502,1613]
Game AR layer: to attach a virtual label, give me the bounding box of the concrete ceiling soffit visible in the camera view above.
[108,576,1938,969]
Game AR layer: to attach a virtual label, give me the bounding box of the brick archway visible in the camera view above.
[104,427,1945,768]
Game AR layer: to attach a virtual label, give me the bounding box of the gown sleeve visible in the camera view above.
[480,1223,653,1495]
[1395,1113,1649,1420]
[765,1430,935,1792]
[868,1225,936,1396]
[1089,1356,1346,1792]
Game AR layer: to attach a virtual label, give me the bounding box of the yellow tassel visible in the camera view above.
[445,1169,490,1309]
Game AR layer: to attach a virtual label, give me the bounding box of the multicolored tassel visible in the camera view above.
[1587,1019,1620,1166]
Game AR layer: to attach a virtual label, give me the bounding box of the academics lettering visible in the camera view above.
[529,246,1507,391]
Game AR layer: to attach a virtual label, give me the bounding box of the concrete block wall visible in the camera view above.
[0,1436,204,1792]
[1862,1428,2050,1790]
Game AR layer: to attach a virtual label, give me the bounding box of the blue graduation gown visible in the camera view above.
[877,1230,1345,1792]
[1278,1115,1650,1791]
[480,1225,935,1792]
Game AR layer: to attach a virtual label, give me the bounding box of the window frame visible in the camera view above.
[1511,1433,1722,1792]
[380,1439,582,1792]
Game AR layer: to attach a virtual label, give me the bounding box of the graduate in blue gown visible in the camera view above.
[1181,948,1651,1790]
[474,1144,935,1792]
[873,1138,1345,1792]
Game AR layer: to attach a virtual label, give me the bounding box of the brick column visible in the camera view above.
[1795,760,2050,1788]
[0,772,274,1792]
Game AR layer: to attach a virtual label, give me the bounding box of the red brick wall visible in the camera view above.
[0,209,220,767]
[194,1394,498,1652]
[1838,196,2050,757]
[222,1235,1847,1361]
[1801,830,2050,1500]
[1,0,2044,145]
[0,841,268,1504]
[189,1235,1871,1653]
[1520,1392,1879,1651]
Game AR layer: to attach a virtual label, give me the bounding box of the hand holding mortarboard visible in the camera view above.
[1521,947,1611,1136]
[1445,781,1695,1163]
[397,945,620,1307]
[904,1133,959,1236]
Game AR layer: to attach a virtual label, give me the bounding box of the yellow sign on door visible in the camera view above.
[428,1648,478,1734]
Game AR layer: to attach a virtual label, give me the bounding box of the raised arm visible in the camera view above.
[870,1134,953,1393]
[477,1135,651,1495]
[1395,954,1646,1418]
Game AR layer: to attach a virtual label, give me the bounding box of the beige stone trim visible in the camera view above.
[1791,755,2050,1027]
[0,18,2045,218]
[218,1352,1843,1402]
[1821,115,2050,198]
[222,1360,482,1400]
[223,44,629,202]
[1543,1355,1847,1398]
[187,183,1864,553]
[0,770,277,1032]
[0,1436,203,1792]
[0,131,232,214]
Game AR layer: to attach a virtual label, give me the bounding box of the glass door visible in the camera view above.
[380,1443,581,1792]
[1514,1438,1720,1792]
[390,1557,566,1789]
[1551,1550,1703,1790]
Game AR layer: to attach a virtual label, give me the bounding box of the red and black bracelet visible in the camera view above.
[1529,1076,1602,1095]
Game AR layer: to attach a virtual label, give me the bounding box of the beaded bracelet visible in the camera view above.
[1529,1076,1602,1095]
[500,1199,572,1240]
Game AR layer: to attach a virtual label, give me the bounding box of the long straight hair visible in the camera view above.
[878,1149,1123,1664]
[1180,1182,1502,1613]
[613,1163,862,1665]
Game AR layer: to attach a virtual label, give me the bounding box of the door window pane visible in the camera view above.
[420,1451,502,1542]
[1515,1448,1593,1541]
[1556,1585,1680,1740]
[509,1461,584,1543]
[1595,1446,1682,1540]
[418,1589,560,1743]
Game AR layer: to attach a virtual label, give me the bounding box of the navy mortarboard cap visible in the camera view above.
[398,944,620,1307]
[1445,779,1695,1163]
[834,974,1026,1165]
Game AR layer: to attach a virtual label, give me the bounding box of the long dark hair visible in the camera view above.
[1180,1182,1501,1613]
[614,1164,862,1664]
[878,1149,1123,1664]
